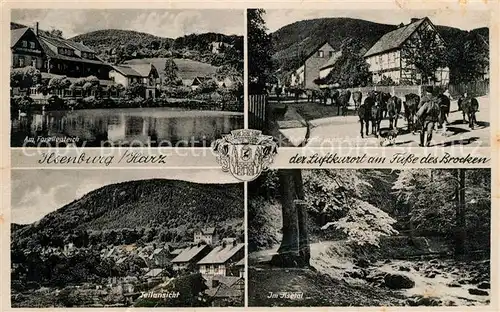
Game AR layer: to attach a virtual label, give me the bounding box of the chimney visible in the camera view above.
[80,41,84,45]
[34,22,39,36]
[410,18,419,24]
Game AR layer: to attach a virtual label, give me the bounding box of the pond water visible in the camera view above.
[11,108,244,147]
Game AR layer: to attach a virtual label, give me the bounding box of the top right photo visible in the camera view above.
[248,9,490,148]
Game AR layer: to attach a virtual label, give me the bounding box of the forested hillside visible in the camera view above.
[12,179,244,250]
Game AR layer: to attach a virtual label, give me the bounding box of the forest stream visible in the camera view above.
[250,241,490,306]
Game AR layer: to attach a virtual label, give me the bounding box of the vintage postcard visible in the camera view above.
[9,9,244,148]
[1,1,498,311]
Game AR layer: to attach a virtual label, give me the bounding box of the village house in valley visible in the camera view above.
[363,17,450,85]
[290,40,336,89]
[194,227,219,245]
[11,23,113,97]
[171,244,212,271]
[109,63,159,99]
[197,240,244,276]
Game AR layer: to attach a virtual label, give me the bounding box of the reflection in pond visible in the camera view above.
[11,108,244,147]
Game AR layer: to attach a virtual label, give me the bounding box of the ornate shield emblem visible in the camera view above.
[212,129,278,182]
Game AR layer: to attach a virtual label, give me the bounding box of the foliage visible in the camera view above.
[163,58,180,86]
[125,82,146,99]
[48,76,71,92]
[247,9,274,93]
[323,39,370,88]
[377,75,397,86]
[401,26,448,84]
[10,66,41,89]
[392,169,490,246]
[447,31,489,84]
[303,170,397,247]
[49,28,64,39]
[196,79,219,94]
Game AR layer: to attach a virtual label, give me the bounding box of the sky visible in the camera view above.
[11,169,241,224]
[11,9,244,39]
[264,9,490,33]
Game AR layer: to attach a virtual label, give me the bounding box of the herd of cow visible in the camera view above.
[276,87,480,139]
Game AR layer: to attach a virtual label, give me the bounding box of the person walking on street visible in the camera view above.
[416,86,441,147]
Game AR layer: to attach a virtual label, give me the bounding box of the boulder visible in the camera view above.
[399,266,411,272]
[355,258,371,268]
[384,259,392,264]
[384,273,415,289]
[427,273,437,279]
[416,297,442,306]
[429,259,439,265]
[447,282,462,288]
[407,296,441,306]
[468,288,489,296]
[477,282,490,289]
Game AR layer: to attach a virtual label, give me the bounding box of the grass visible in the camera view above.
[124,58,218,80]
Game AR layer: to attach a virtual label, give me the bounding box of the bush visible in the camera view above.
[47,95,66,110]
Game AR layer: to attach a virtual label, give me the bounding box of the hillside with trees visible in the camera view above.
[12,179,244,251]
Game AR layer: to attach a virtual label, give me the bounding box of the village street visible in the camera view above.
[278,95,490,148]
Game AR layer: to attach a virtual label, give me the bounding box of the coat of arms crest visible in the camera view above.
[212,129,278,182]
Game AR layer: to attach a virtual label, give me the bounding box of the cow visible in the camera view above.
[352,91,362,111]
[387,95,402,130]
[331,89,341,114]
[404,93,420,134]
[338,90,351,116]
[376,92,392,118]
[358,94,375,138]
[370,101,383,137]
[321,87,332,106]
[458,94,479,129]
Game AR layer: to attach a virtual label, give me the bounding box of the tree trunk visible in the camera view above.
[271,169,300,267]
[455,169,466,257]
[294,170,310,266]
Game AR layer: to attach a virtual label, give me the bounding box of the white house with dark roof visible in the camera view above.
[197,241,244,276]
[109,63,159,99]
[171,244,212,271]
[364,17,449,85]
[194,227,219,245]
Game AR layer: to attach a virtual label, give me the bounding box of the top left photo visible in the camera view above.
[9,9,244,148]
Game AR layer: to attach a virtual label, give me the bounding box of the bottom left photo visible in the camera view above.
[10,169,245,308]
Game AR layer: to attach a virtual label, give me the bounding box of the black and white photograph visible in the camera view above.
[10,169,245,307]
[248,9,490,147]
[248,169,491,306]
[10,9,244,147]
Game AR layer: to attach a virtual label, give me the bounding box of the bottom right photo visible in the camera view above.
[248,168,490,307]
